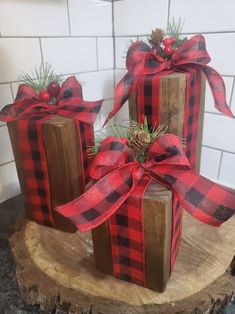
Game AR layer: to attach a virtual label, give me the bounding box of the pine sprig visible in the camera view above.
[167,18,188,49]
[88,118,168,162]
[87,121,128,157]
[18,63,61,93]
[128,117,168,142]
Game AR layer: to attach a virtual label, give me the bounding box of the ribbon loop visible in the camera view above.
[56,134,235,232]
[106,35,233,123]
[0,76,103,124]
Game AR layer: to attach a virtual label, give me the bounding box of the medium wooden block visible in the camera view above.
[7,116,85,232]
[91,181,173,292]
[129,72,206,172]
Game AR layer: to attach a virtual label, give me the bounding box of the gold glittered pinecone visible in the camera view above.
[129,130,151,150]
[149,28,164,46]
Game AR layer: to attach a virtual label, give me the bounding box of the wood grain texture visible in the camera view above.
[10,211,235,313]
[129,72,206,172]
[7,116,85,232]
[143,182,172,292]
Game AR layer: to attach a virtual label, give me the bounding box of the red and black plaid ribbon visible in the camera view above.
[106,35,234,169]
[0,76,103,227]
[56,135,235,286]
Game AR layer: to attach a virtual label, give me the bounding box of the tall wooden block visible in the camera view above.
[129,73,206,172]
[92,181,173,292]
[7,116,85,233]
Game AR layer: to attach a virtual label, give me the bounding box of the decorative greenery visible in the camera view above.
[88,118,168,162]
[167,18,188,49]
[18,63,61,93]
[146,18,188,59]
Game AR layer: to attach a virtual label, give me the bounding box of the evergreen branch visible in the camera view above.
[18,63,61,93]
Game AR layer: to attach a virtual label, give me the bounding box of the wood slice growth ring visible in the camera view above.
[11,213,235,313]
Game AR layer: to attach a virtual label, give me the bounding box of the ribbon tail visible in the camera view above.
[104,65,143,126]
[55,164,140,232]
[163,170,235,227]
[200,65,234,117]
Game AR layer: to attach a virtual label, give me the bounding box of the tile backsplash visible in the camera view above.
[0,0,114,203]
[0,0,235,202]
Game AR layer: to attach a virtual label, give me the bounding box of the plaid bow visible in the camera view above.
[56,135,235,286]
[0,76,103,227]
[106,35,234,169]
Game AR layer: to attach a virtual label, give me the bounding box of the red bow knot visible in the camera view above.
[0,76,103,125]
[106,35,233,124]
[56,134,235,233]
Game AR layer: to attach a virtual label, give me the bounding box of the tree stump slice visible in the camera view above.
[10,212,235,313]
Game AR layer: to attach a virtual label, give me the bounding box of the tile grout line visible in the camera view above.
[113,31,235,38]
[66,0,72,36]
[0,160,15,167]
[39,38,44,65]
[216,151,223,179]
[0,35,113,39]
[112,0,116,69]
[9,83,15,101]
[0,69,115,85]
[111,0,116,123]
[228,77,235,108]
[202,144,235,155]
[96,37,99,71]
[167,0,171,26]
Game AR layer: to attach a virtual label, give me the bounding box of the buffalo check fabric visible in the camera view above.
[106,34,233,169]
[0,76,103,227]
[56,135,235,287]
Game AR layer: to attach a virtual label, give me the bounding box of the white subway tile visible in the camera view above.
[170,0,235,33]
[41,38,97,74]
[115,69,127,85]
[99,99,114,127]
[202,113,235,153]
[68,0,112,36]
[229,81,235,114]
[115,101,129,127]
[97,38,114,70]
[0,126,14,165]
[114,0,168,36]
[0,38,42,83]
[203,34,235,76]
[218,152,235,188]
[10,83,19,101]
[115,37,137,69]
[0,84,13,126]
[0,84,13,109]
[200,146,221,181]
[94,112,101,132]
[205,77,234,114]
[0,162,20,203]
[0,0,69,36]
[77,70,114,100]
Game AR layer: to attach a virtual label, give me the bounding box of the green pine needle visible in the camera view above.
[88,118,168,161]
[18,63,61,93]
[87,120,128,157]
[167,18,188,49]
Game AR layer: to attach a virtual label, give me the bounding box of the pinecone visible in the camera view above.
[129,130,151,149]
[149,28,164,47]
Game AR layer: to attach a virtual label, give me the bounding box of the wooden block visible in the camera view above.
[7,115,85,232]
[143,182,172,292]
[129,72,206,172]
[91,181,173,292]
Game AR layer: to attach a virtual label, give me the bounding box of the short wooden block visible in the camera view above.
[92,181,173,292]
